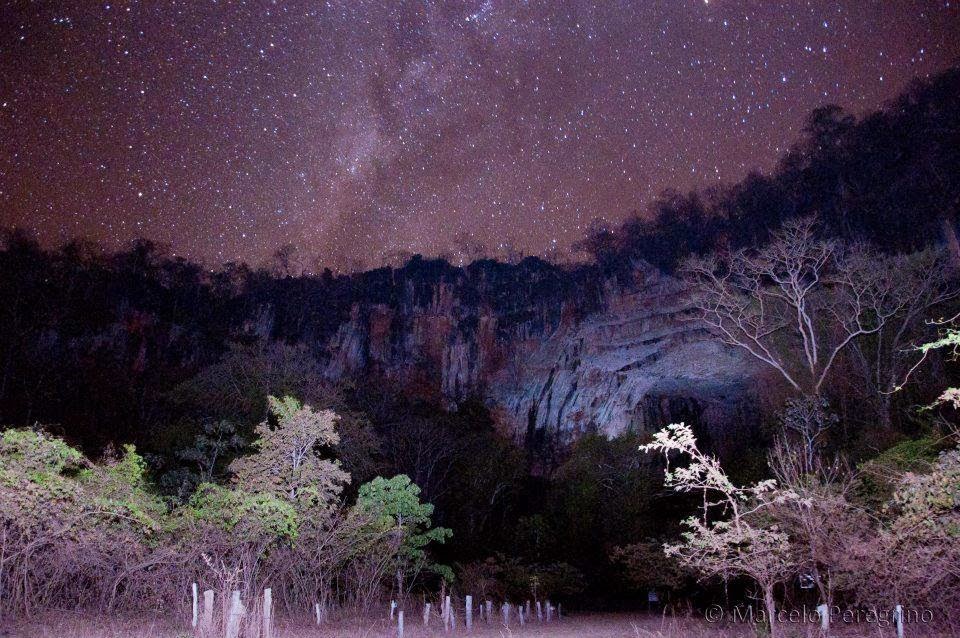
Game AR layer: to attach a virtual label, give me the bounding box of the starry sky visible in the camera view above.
[2,1,959,270]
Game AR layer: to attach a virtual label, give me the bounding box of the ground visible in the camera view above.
[2,612,952,638]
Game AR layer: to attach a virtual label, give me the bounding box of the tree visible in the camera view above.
[856,447,960,613]
[162,419,246,500]
[778,396,837,474]
[681,217,903,396]
[354,475,451,598]
[230,395,349,506]
[766,438,869,610]
[640,423,795,638]
[184,483,298,596]
[841,248,958,428]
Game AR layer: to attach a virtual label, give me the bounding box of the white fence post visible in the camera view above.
[816,603,829,633]
[191,582,199,629]
[201,589,214,635]
[423,602,431,627]
[465,595,473,631]
[262,588,272,638]
[894,604,904,638]
[224,590,244,638]
[397,610,404,638]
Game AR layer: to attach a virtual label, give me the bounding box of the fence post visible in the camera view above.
[465,595,473,631]
[536,600,542,622]
[201,589,214,635]
[444,595,452,631]
[397,610,404,638]
[816,603,829,634]
[191,582,199,629]
[261,588,272,638]
[423,602,431,626]
[485,600,492,624]
[546,600,553,622]
[390,599,397,621]
[502,603,510,627]
[224,590,244,638]
[518,604,525,626]
[894,604,904,638]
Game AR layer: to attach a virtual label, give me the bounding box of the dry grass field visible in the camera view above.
[3,611,954,638]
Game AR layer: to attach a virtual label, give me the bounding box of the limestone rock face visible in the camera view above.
[310,258,758,442]
[486,267,756,443]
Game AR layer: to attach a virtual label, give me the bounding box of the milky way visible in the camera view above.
[2,1,958,269]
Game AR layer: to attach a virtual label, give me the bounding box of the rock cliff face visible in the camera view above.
[308,257,757,442]
[487,265,757,445]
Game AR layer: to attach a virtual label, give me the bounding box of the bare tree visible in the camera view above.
[778,396,837,474]
[767,439,869,610]
[682,217,904,396]
[843,248,959,428]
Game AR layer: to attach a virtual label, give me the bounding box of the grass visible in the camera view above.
[2,611,954,638]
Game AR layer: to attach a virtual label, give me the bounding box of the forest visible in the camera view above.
[1,67,959,637]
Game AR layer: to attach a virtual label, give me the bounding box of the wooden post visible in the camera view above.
[423,602,431,626]
[501,603,510,627]
[536,600,543,621]
[201,589,214,635]
[261,588,272,638]
[444,595,452,631]
[224,590,244,638]
[525,600,531,617]
[314,602,322,626]
[465,595,473,631]
[485,600,492,624]
[546,600,553,622]
[390,599,397,620]
[397,610,404,638]
[518,604,525,626]
[894,604,904,638]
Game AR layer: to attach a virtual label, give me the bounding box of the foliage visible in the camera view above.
[355,475,453,588]
[610,540,693,593]
[456,555,585,601]
[0,429,178,614]
[230,395,349,506]
[356,475,452,551]
[185,483,298,543]
[855,436,941,510]
[161,419,246,500]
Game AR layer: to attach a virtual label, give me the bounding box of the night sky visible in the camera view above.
[2,1,958,270]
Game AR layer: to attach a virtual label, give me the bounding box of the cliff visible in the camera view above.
[301,258,756,441]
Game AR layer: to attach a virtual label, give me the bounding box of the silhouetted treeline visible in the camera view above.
[578,66,960,273]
